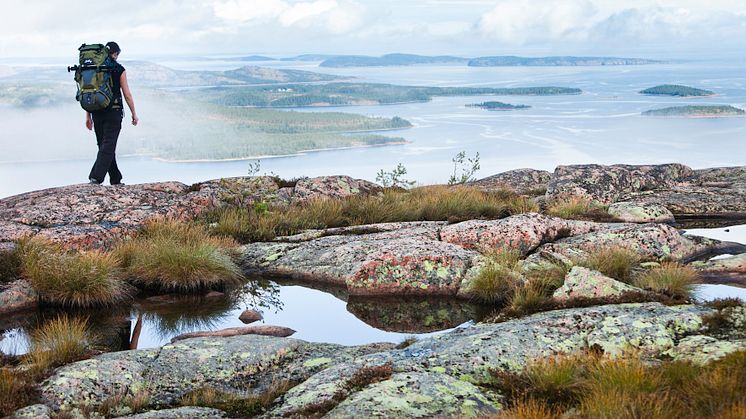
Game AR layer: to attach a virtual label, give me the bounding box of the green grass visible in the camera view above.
[18,237,131,307]
[545,195,616,222]
[578,247,642,283]
[633,262,698,300]
[115,220,244,292]
[26,314,94,374]
[210,185,535,242]
[489,350,746,419]
[180,379,297,417]
[466,248,523,304]
[0,246,21,284]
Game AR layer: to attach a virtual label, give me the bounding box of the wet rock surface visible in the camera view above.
[553,267,643,300]
[31,301,746,417]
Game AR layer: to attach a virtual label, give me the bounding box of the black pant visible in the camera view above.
[89,108,123,184]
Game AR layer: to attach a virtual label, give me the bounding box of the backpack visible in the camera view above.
[68,43,117,112]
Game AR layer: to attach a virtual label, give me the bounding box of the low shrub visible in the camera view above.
[26,314,94,374]
[18,237,131,307]
[578,247,642,283]
[633,262,698,300]
[115,219,244,292]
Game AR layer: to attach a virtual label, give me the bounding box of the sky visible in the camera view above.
[1,0,746,59]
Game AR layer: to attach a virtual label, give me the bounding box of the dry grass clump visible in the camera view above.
[25,314,94,374]
[0,368,36,417]
[578,247,642,283]
[210,185,534,242]
[18,237,131,307]
[0,246,21,283]
[545,195,617,222]
[489,350,746,419]
[180,379,297,417]
[633,262,698,300]
[492,351,746,418]
[115,219,244,292]
[467,248,523,304]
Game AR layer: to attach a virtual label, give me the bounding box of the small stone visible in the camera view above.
[608,202,674,223]
[553,266,643,301]
[239,309,263,324]
[9,404,52,418]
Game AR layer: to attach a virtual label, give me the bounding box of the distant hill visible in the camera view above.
[230,55,276,62]
[466,101,530,110]
[640,84,715,97]
[282,54,341,61]
[642,105,745,117]
[468,56,661,67]
[320,54,470,67]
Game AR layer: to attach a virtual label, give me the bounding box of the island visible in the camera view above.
[640,84,715,97]
[468,56,661,67]
[466,101,530,110]
[642,105,745,117]
[320,53,469,67]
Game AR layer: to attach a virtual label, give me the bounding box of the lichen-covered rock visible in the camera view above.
[547,163,694,204]
[692,253,746,277]
[539,223,716,262]
[621,186,746,217]
[120,407,229,418]
[346,297,483,333]
[440,213,605,254]
[324,372,500,418]
[553,267,643,300]
[607,201,675,223]
[663,335,746,364]
[0,279,37,314]
[240,222,481,296]
[8,404,52,419]
[470,168,551,195]
[291,175,381,202]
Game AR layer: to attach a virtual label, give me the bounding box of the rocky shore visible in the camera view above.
[2,163,746,417]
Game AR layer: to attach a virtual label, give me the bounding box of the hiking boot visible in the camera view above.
[112,182,125,186]
[89,178,102,184]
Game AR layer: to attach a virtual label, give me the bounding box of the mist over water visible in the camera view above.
[1,58,746,197]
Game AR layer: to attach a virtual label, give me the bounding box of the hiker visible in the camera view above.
[85,41,138,185]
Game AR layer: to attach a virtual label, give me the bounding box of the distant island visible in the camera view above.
[319,54,469,67]
[468,56,661,67]
[190,83,582,107]
[642,105,745,117]
[466,101,530,111]
[640,84,715,97]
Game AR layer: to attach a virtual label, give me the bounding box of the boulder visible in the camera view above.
[240,222,481,297]
[607,201,674,223]
[440,213,606,254]
[121,407,229,418]
[238,309,264,324]
[170,325,295,343]
[8,404,53,419]
[552,267,644,301]
[291,176,381,202]
[470,168,551,195]
[546,163,693,204]
[663,335,745,364]
[0,279,37,314]
[692,253,746,277]
[621,186,746,217]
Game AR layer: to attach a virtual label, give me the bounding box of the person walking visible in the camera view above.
[86,41,139,185]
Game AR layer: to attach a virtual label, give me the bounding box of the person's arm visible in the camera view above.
[119,70,138,126]
[85,111,93,130]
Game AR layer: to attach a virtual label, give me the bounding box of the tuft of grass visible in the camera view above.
[96,390,151,417]
[0,245,22,284]
[0,368,36,417]
[705,298,744,310]
[26,314,94,374]
[395,336,418,349]
[509,280,553,314]
[115,219,244,292]
[467,248,523,304]
[180,379,297,417]
[494,397,557,419]
[633,262,698,300]
[545,195,617,222]
[18,237,131,307]
[210,185,533,243]
[578,247,642,283]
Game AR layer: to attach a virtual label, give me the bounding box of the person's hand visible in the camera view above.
[132,114,139,126]
[85,117,93,130]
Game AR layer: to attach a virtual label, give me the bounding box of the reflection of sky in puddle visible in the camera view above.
[683,224,746,245]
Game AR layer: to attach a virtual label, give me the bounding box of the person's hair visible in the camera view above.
[105,42,121,55]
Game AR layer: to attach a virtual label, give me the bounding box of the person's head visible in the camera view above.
[105,42,121,60]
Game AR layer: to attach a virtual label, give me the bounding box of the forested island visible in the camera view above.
[320,54,469,67]
[640,84,715,97]
[466,101,530,110]
[468,56,661,66]
[188,83,581,107]
[642,105,745,117]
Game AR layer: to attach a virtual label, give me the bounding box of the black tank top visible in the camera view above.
[110,62,125,108]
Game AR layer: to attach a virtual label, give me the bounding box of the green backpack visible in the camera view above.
[68,43,116,112]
